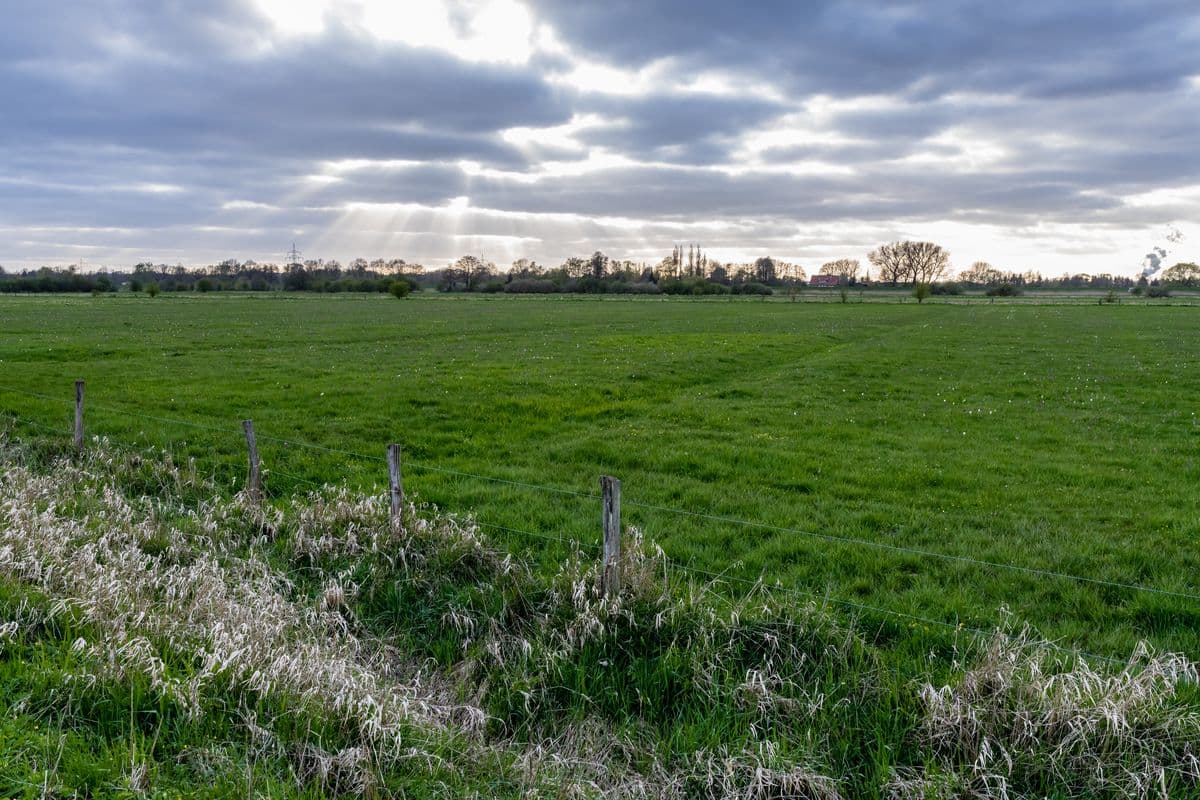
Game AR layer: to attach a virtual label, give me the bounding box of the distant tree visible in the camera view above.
[912,282,933,303]
[958,260,1004,285]
[819,258,860,282]
[753,256,777,284]
[820,257,859,283]
[588,250,609,279]
[453,255,488,290]
[1161,262,1200,286]
[868,241,950,285]
[776,261,806,283]
[561,256,588,279]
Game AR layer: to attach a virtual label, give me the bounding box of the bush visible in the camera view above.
[931,282,963,295]
[732,282,773,296]
[985,283,1022,297]
[196,278,214,293]
[503,278,557,294]
[1146,284,1171,298]
[480,281,505,293]
[912,283,933,303]
[145,283,160,297]
[661,278,730,295]
[388,279,411,299]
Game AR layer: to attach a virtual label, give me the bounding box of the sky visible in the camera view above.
[1,0,1198,277]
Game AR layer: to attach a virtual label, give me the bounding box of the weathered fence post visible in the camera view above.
[242,419,261,502]
[387,443,404,525]
[73,380,85,450]
[601,475,621,598]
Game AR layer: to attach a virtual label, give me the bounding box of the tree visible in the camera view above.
[819,258,860,282]
[868,241,950,285]
[753,256,777,284]
[1161,262,1200,286]
[958,260,1003,285]
[588,251,609,279]
[453,255,488,290]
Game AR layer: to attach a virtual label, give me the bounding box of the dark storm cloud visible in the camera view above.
[527,0,1199,99]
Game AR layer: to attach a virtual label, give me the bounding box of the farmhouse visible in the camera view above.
[809,274,842,288]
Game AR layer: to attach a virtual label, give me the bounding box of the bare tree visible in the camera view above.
[868,241,949,285]
[819,258,861,282]
[454,255,487,290]
[958,260,1003,285]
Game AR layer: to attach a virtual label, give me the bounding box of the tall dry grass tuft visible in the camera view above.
[0,441,486,791]
[897,626,1200,799]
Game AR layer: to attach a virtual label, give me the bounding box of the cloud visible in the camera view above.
[0,0,1197,275]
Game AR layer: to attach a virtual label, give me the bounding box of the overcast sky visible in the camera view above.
[2,0,1198,276]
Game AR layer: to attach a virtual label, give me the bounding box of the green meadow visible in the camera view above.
[2,292,1197,658]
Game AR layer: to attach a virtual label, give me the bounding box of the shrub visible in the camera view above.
[388,279,411,299]
[912,283,933,303]
[145,283,160,297]
[733,282,773,296]
[1146,284,1171,298]
[931,282,962,295]
[129,279,143,292]
[480,281,505,294]
[661,278,730,295]
[504,278,557,294]
[985,283,1022,297]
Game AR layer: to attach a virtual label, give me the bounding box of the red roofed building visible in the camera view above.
[809,274,842,288]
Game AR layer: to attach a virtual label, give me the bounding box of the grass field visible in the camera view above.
[2,291,1200,798]
[1,292,1198,658]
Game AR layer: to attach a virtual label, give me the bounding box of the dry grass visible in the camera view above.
[0,442,484,792]
[894,625,1200,799]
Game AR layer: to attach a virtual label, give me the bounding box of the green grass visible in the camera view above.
[1,292,1198,661]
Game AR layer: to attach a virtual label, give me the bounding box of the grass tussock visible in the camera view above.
[893,625,1200,799]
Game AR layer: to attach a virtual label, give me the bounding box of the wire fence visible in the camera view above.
[1,380,1194,667]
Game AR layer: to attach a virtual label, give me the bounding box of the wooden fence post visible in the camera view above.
[387,443,403,524]
[601,475,621,598]
[242,419,261,502]
[73,380,85,451]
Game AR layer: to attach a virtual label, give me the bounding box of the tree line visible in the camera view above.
[2,242,1196,295]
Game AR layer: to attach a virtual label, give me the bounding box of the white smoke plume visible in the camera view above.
[1140,226,1184,279]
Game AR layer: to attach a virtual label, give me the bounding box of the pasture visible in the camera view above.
[2,292,1197,658]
